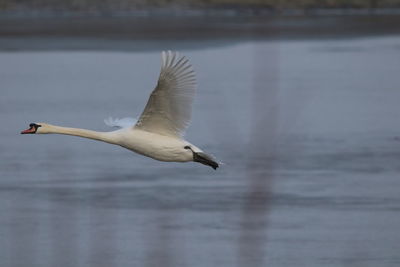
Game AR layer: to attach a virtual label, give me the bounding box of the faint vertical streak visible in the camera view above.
[237,41,279,267]
[36,188,52,267]
[49,187,79,267]
[0,192,11,267]
[87,187,118,267]
[144,211,174,267]
[8,190,37,267]
[76,195,91,267]
[144,187,186,267]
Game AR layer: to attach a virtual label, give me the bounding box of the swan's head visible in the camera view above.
[20,123,45,134]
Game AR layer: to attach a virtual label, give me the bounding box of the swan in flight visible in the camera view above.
[21,51,219,170]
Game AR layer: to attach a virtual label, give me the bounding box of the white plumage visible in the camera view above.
[21,51,219,170]
[135,51,196,137]
[104,117,137,128]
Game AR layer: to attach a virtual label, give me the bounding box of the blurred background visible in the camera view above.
[1,1,400,267]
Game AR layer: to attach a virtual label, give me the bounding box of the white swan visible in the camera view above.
[21,51,219,170]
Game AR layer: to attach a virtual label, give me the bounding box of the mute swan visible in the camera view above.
[21,51,219,170]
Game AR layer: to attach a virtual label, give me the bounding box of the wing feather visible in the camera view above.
[104,117,137,128]
[135,51,197,137]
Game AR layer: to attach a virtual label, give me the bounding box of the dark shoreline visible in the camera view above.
[1,13,400,51]
[2,7,400,19]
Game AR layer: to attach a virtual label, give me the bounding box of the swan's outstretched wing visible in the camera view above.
[105,117,137,128]
[134,51,196,137]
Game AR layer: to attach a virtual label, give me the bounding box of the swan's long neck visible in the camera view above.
[40,124,118,145]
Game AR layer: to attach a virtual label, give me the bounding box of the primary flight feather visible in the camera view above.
[136,51,196,137]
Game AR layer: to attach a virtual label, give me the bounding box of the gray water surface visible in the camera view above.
[1,28,400,266]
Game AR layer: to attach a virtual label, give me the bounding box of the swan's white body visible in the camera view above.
[22,51,218,169]
[36,125,198,162]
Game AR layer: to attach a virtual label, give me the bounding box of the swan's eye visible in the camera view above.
[184,146,191,150]
[29,123,41,129]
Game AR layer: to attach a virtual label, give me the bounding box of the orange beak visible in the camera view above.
[21,126,36,134]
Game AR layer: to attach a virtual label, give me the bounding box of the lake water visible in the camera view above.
[1,17,400,267]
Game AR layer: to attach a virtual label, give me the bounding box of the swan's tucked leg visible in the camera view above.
[193,152,219,170]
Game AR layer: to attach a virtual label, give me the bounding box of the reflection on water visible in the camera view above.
[1,26,400,267]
